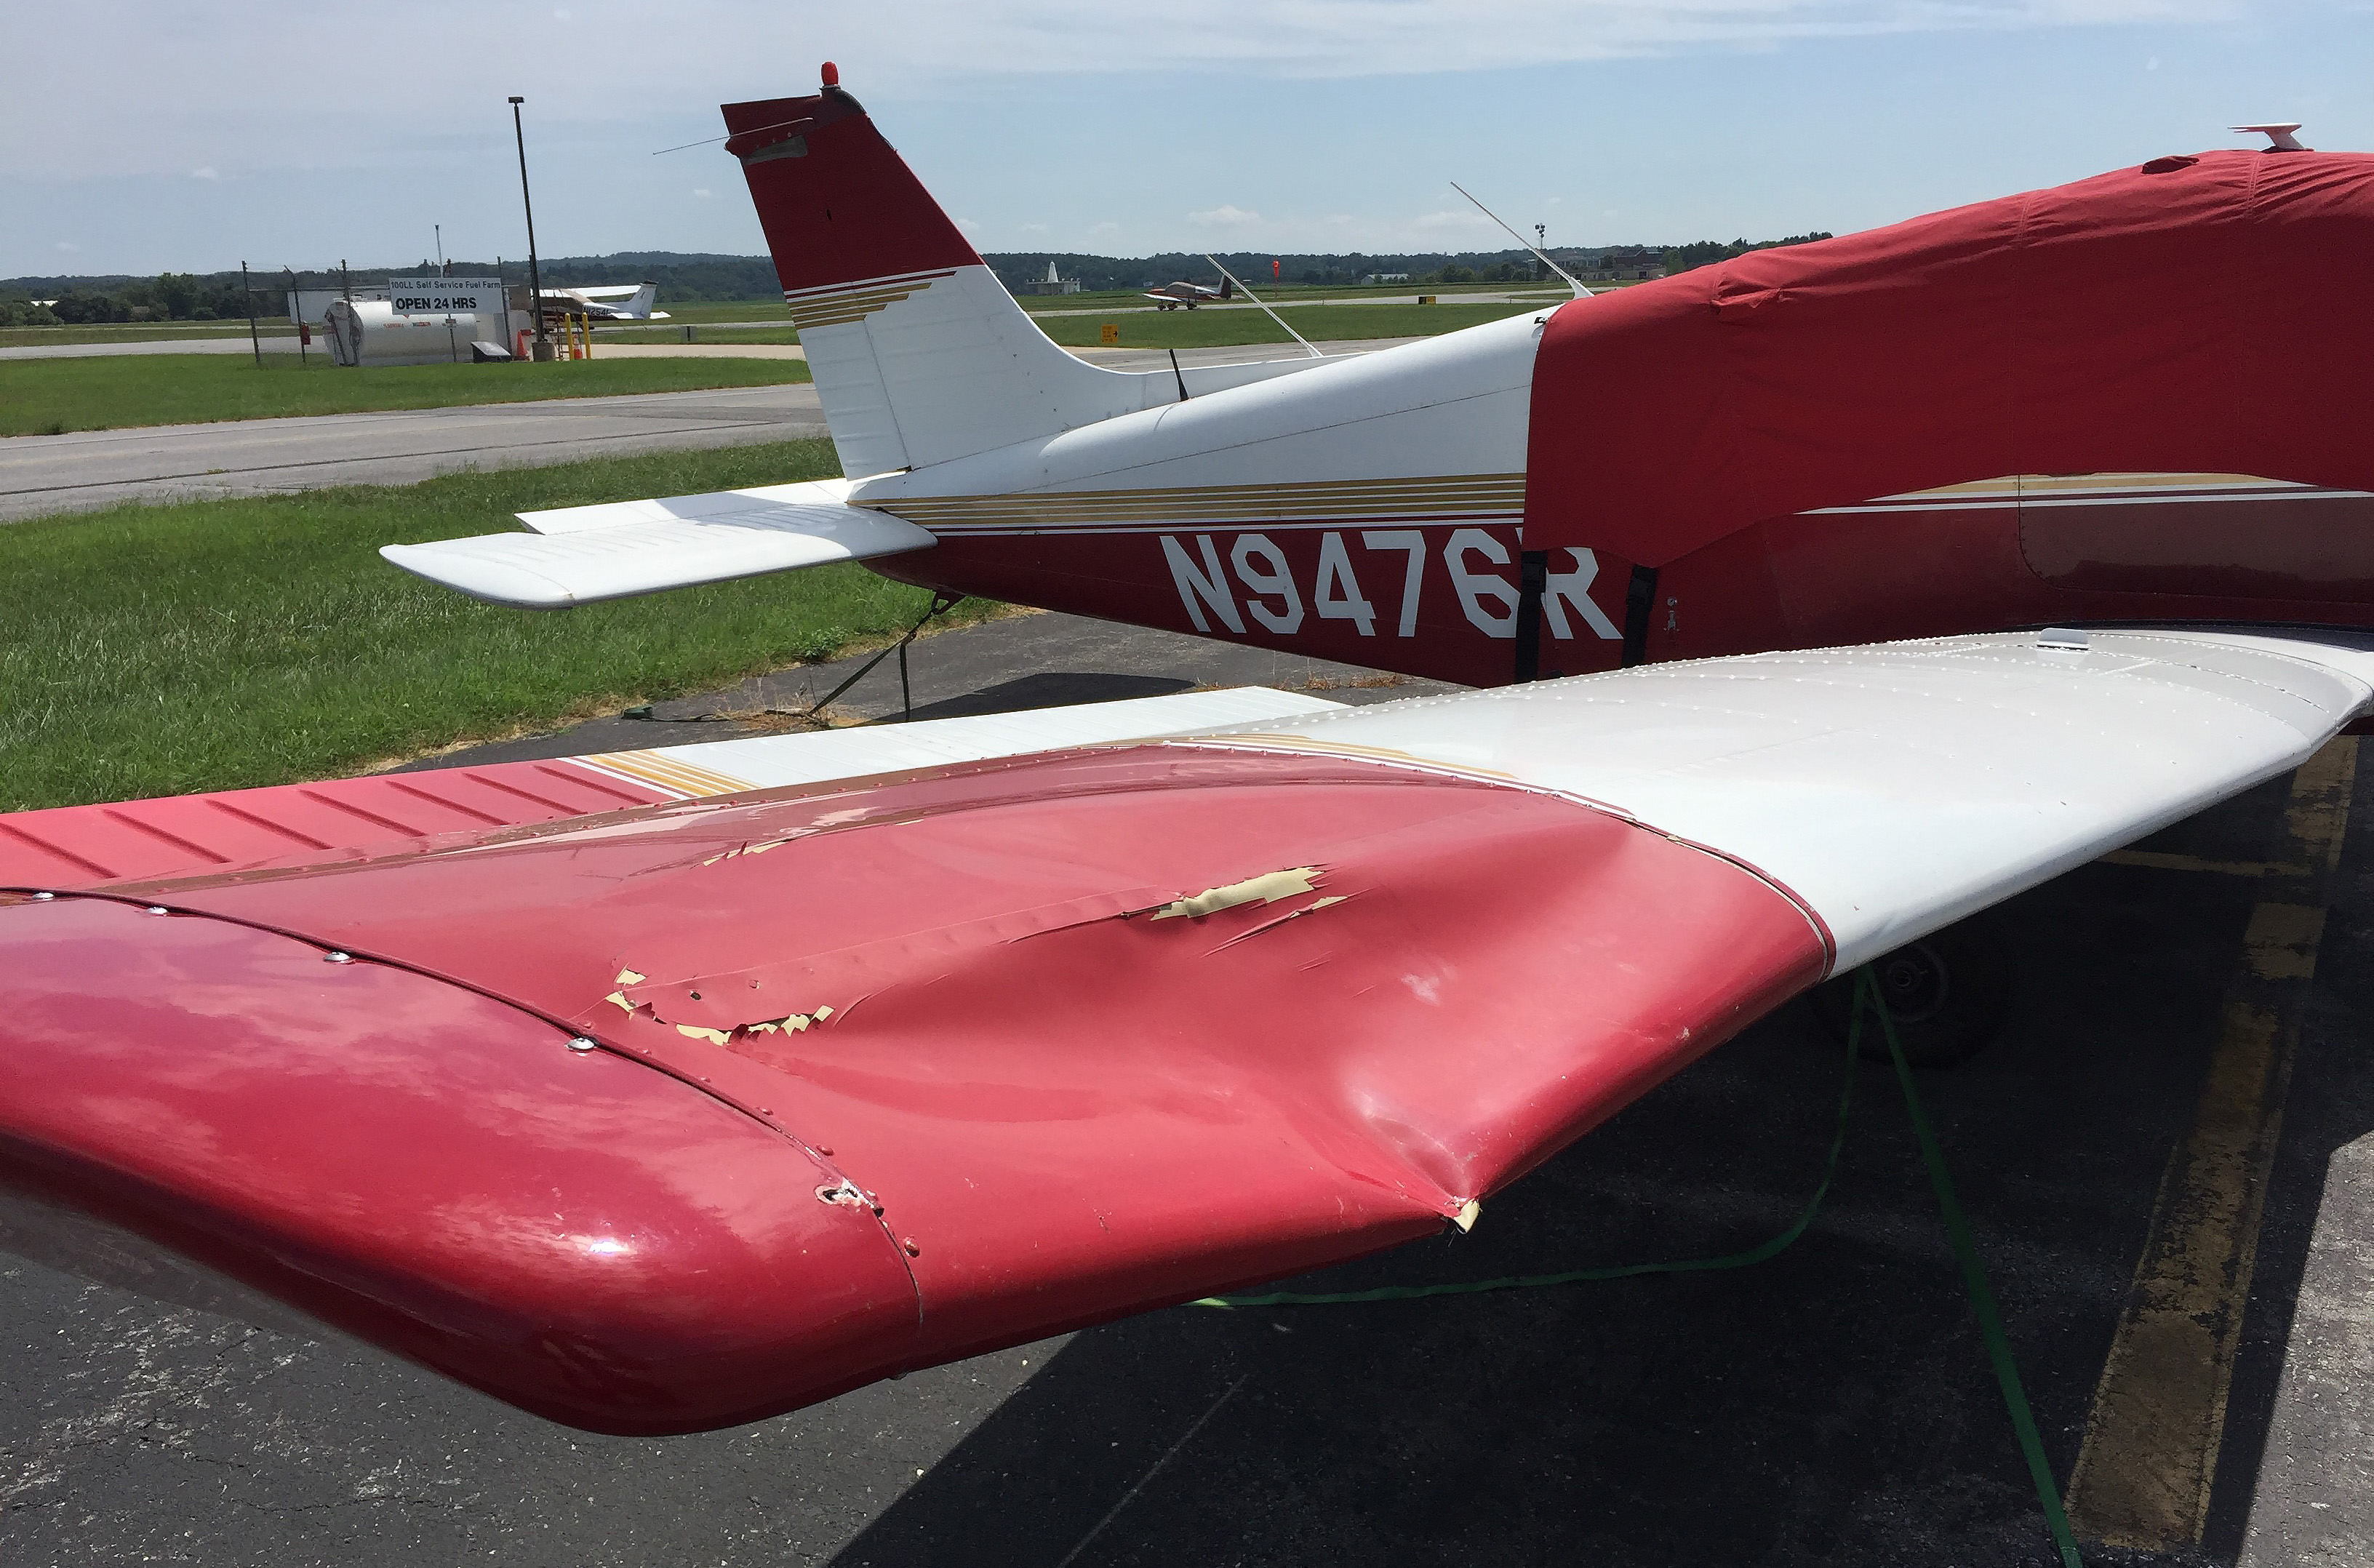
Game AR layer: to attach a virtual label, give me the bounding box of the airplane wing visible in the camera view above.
[2,630,2370,1435]
[378,481,935,607]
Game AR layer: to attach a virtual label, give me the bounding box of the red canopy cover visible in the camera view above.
[1525,148,2374,567]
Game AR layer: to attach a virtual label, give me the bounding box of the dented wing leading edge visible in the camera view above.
[0,631,2368,1433]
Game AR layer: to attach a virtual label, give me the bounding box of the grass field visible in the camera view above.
[0,440,1010,813]
[636,283,1565,324]
[604,297,1548,351]
[1036,300,1543,349]
[649,299,791,323]
[0,321,303,349]
[0,353,813,436]
[606,324,802,345]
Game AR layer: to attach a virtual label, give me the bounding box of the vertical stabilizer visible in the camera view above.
[724,70,1263,476]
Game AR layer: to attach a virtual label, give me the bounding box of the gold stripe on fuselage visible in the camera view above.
[865,473,1530,533]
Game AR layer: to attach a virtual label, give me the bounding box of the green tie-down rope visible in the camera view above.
[1859,967,2085,1568]
[1191,1019,1861,1309]
[1191,964,2084,1568]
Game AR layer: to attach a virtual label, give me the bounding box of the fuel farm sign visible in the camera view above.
[385,279,505,316]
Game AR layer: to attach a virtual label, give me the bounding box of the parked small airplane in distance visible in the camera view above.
[537,281,669,321]
[4,70,2373,1447]
[1143,274,1234,309]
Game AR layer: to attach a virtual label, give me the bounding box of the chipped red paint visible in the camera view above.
[0,745,1825,1430]
[0,897,916,1434]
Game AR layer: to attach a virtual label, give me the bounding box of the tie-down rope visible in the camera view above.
[1191,965,2084,1568]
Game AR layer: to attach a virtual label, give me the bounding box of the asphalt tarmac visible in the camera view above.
[0,384,829,521]
[4,610,2372,1566]
[0,341,1412,524]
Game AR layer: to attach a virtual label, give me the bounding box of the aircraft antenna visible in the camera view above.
[1447,182,1589,299]
[1200,256,1323,359]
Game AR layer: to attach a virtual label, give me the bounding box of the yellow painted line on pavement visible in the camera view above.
[2097,849,2307,879]
[2063,738,2358,1549]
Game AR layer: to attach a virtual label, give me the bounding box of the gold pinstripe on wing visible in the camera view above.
[568,752,756,800]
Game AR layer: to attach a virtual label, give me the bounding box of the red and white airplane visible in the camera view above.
[1144,274,1235,309]
[3,70,2373,1437]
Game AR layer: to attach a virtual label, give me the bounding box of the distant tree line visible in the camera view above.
[5,233,1839,327]
[982,250,1580,292]
[1660,233,1834,273]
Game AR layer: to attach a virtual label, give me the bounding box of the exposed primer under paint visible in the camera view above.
[1148,865,1321,921]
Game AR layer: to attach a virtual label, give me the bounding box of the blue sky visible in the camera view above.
[4,1,2367,279]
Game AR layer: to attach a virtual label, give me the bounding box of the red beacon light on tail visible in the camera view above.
[821,61,839,88]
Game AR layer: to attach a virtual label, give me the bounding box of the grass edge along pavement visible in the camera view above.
[0,353,813,437]
[0,439,1009,814]
[605,298,1552,351]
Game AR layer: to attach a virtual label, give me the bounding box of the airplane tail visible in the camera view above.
[723,67,1210,476]
[1220,276,1236,300]
[625,281,658,319]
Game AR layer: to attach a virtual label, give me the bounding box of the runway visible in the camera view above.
[0,383,829,521]
[4,608,2371,1567]
[0,341,1412,522]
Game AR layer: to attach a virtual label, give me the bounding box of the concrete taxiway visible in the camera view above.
[0,341,1413,522]
[4,609,2373,1567]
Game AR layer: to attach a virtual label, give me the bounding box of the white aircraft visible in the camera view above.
[537,281,670,321]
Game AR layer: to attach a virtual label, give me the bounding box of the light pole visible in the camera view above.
[508,96,551,361]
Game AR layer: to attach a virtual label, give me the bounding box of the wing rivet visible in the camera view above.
[565,1036,598,1052]
[145,906,169,916]
[31,892,55,901]
[323,951,353,964]
[902,1237,921,1257]
[689,991,703,1000]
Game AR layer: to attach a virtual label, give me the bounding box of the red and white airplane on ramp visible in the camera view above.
[4,68,2373,1436]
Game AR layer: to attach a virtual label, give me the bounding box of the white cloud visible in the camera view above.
[191,165,219,180]
[1189,204,1260,225]
[692,186,712,196]
[1020,221,1049,232]
[55,241,79,252]
[1415,209,1495,230]
[1092,220,1121,232]
[0,0,2272,188]
[954,215,983,232]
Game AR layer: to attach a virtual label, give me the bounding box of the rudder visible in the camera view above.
[724,68,1178,476]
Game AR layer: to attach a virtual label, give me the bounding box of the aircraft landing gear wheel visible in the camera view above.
[1807,919,2012,1068]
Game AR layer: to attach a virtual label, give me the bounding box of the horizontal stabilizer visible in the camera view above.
[379,481,934,608]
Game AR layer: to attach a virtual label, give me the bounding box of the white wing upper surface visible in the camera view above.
[378,481,935,609]
[1186,629,2374,970]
